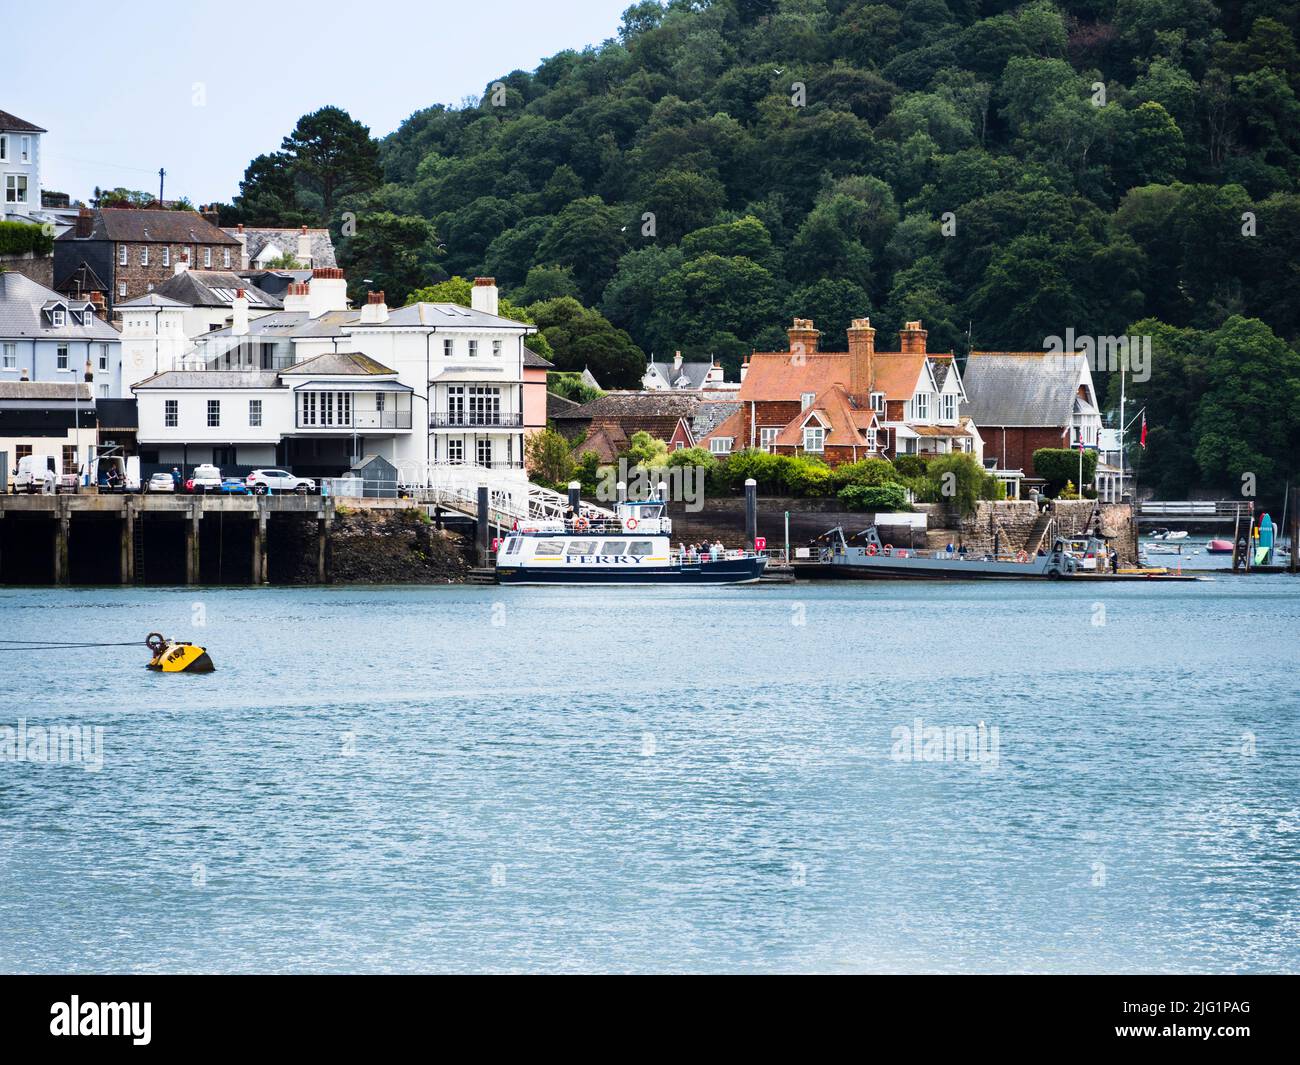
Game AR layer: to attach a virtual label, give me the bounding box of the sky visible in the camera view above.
[5,0,634,207]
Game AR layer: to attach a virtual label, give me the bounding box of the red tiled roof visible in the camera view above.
[739,350,933,403]
[771,384,881,448]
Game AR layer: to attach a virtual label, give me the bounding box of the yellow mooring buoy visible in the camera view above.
[145,632,215,673]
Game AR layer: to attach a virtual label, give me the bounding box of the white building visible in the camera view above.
[133,276,535,498]
[643,351,735,391]
[0,109,44,225]
[0,273,122,397]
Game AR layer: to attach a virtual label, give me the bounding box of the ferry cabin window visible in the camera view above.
[628,541,654,557]
[599,541,627,555]
[565,541,598,556]
[534,541,565,556]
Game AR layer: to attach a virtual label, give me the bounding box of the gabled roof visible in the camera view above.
[0,110,46,133]
[645,357,716,389]
[566,390,706,421]
[547,391,581,419]
[523,347,553,368]
[57,208,240,245]
[690,401,741,441]
[54,259,108,295]
[374,302,535,331]
[228,227,338,269]
[117,292,188,309]
[702,408,742,442]
[739,349,934,405]
[770,384,880,449]
[869,352,930,401]
[148,270,283,310]
[281,351,396,376]
[961,352,1092,427]
[0,272,120,340]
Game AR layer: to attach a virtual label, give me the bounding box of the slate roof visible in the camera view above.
[54,259,108,295]
[0,381,91,400]
[280,351,396,376]
[144,270,283,309]
[375,303,535,330]
[228,227,337,268]
[117,292,187,309]
[199,309,357,340]
[133,370,281,390]
[523,347,553,368]
[57,208,239,245]
[0,110,46,133]
[645,357,716,389]
[547,391,581,420]
[689,401,741,441]
[0,272,120,339]
[961,353,1089,427]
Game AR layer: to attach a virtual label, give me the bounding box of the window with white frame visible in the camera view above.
[119,283,127,297]
[476,439,492,466]
[447,438,464,463]
[800,391,815,411]
[56,344,68,369]
[249,400,262,427]
[140,247,148,266]
[163,247,170,267]
[913,392,930,420]
[492,339,502,356]
[867,427,878,450]
[870,391,885,412]
[710,437,733,455]
[207,400,220,427]
[164,399,178,427]
[467,385,500,425]
[759,426,779,451]
[4,175,27,203]
[443,338,453,357]
[99,384,109,398]
[223,249,231,268]
[803,424,825,452]
[2,343,15,368]
[941,394,956,421]
[203,248,212,267]
[119,245,128,266]
[468,339,479,357]
[51,309,65,327]
[20,136,30,163]
[97,344,109,370]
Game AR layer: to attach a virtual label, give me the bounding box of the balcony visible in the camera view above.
[429,412,523,429]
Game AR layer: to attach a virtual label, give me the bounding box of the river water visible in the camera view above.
[1,577,1297,973]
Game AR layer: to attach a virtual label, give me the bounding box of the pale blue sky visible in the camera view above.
[7,0,634,207]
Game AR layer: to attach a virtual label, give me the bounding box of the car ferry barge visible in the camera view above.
[495,499,767,585]
[803,525,1083,580]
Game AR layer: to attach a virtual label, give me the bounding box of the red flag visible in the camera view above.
[1139,414,1148,449]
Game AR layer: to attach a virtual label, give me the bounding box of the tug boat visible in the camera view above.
[808,525,1083,579]
[495,498,767,585]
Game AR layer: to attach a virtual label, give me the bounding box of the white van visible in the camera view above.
[89,454,141,493]
[12,454,59,493]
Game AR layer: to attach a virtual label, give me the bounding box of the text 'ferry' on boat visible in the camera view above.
[495,499,767,585]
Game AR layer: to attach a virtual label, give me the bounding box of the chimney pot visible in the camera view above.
[788,317,820,356]
[899,320,928,354]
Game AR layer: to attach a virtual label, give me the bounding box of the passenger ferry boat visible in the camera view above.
[495,499,768,585]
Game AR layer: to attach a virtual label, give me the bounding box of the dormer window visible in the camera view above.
[913,392,930,420]
[800,391,816,411]
[870,391,885,412]
[803,424,826,452]
[51,309,65,327]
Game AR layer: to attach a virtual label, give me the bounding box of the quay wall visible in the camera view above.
[667,497,1139,563]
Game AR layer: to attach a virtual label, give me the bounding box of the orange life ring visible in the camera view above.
[574,516,590,531]
[1016,550,1030,563]
[866,543,878,556]
[624,517,638,531]
[882,544,893,556]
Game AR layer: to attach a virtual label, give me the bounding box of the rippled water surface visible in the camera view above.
[1,577,1298,973]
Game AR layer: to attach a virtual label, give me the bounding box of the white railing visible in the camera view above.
[383,462,615,525]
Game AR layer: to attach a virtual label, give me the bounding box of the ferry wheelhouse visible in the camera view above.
[495,499,767,585]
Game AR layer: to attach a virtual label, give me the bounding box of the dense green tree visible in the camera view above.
[528,297,645,387]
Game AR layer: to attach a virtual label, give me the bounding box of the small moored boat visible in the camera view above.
[805,525,1083,579]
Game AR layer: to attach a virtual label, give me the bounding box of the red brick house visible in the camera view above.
[961,352,1102,479]
[702,317,981,464]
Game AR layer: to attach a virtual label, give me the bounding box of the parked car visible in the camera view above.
[246,469,317,495]
[146,472,175,493]
[217,478,251,495]
[189,464,223,493]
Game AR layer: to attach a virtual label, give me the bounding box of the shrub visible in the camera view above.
[892,454,928,479]
[0,220,54,257]
[831,457,903,490]
[921,453,1003,515]
[1033,448,1097,496]
[838,482,911,511]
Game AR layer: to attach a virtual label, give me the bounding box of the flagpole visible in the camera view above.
[1119,359,1126,503]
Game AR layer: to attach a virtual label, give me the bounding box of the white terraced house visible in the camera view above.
[132,275,537,497]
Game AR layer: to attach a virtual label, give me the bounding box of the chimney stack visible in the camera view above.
[200,204,220,228]
[673,350,683,373]
[75,208,93,239]
[20,367,29,381]
[283,281,310,313]
[236,223,249,269]
[470,276,499,316]
[899,320,928,354]
[788,318,819,357]
[848,317,877,399]
[296,225,312,268]
[306,267,349,318]
[174,250,189,276]
[740,356,749,383]
[232,288,249,336]
[84,357,94,383]
[360,290,389,324]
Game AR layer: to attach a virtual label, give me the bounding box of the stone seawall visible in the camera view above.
[278,506,469,584]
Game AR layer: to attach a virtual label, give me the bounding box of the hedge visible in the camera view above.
[837,483,911,511]
[0,220,54,257]
[1033,448,1097,495]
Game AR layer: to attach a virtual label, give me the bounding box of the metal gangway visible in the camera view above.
[389,463,615,528]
